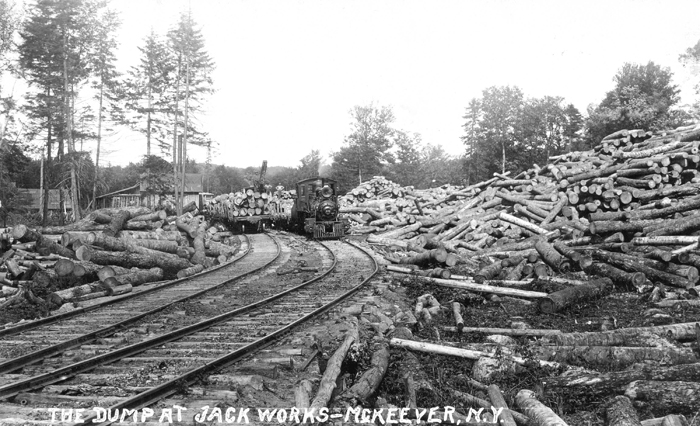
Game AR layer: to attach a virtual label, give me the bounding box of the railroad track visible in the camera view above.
[0,238,378,425]
[0,232,282,376]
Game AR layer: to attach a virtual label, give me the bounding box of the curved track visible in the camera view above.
[0,238,378,425]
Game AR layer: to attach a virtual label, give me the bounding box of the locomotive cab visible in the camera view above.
[292,177,344,239]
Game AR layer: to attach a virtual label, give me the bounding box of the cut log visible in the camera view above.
[176,264,205,278]
[128,210,167,223]
[487,384,517,426]
[588,249,692,289]
[294,379,314,409]
[550,322,700,346]
[661,415,689,426]
[515,389,569,426]
[103,210,131,238]
[605,395,642,426]
[584,263,646,290]
[539,277,612,314]
[625,380,700,414]
[11,224,42,243]
[389,338,560,368]
[429,277,548,299]
[190,221,208,266]
[543,363,700,395]
[309,325,359,411]
[535,240,570,273]
[89,250,193,277]
[334,344,390,406]
[111,267,164,286]
[452,302,464,332]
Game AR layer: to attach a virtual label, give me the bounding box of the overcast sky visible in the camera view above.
[94,0,700,168]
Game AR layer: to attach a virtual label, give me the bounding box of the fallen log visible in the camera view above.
[89,250,193,277]
[515,389,569,426]
[605,395,642,426]
[176,264,205,278]
[309,324,359,411]
[389,338,560,368]
[128,210,167,223]
[103,210,130,238]
[110,267,164,286]
[294,380,314,409]
[488,384,517,426]
[334,343,390,407]
[538,277,612,314]
[625,380,700,415]
[542,363,700,395]
[549,322,700,346]
[428,277,548,299]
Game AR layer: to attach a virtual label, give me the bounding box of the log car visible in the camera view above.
[292,177,345,240]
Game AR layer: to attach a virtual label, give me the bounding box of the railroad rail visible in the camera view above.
[0,238,378,425]
[0,233,281,375]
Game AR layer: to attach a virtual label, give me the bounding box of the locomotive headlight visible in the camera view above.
[321,185,333,198]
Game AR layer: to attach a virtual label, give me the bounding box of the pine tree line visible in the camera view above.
[0,0,215,225]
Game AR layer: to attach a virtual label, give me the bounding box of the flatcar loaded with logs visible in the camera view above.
[292,177,345,240]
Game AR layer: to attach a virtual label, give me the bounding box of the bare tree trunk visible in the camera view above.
[181,58,189,213]
[502,141,506,174]
[42,122,52,226]
[63,32,81,222]
[91,65,105,210]
[172,54,182,216]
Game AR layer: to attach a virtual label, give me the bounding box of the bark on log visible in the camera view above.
[294,379,314,409]
[550,322,700,346]
[176,264,205,278]
[128,210,167,222]
[190,221,208,266]
[543,363,700,395]
[116,230,184,242]
[309,327,359,411]
[605,396,642,426]
[452,302,465,332]
[389,338,560,368]
[584,262,646,290]
[11,224,42,243]
[110,267,164,286]
[589,249,692,289]
[103,210,130,238]
[625,380,700,415]
[474,262,502,283]
[430,277,548,299]
[335,344,390,406]
[661,415,689,426]
[515,389,569,426]
[488,384,517,426]
[535,240,570,273]
[539,277,612,314]
[89,250,193,277]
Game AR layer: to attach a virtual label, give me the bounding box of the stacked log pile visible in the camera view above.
[205,189,273,219]
[335,122,700,422]
[204,188,292,224]
[0,207,240,315]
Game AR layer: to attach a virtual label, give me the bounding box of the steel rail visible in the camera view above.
[0,234,254,338]
[0,234,331,398]
[83,239,378,426]
[0,233,280,376]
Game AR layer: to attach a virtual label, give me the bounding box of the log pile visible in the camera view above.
[204,188,291,223]
[336,122,700,423]
[0,207,241,317]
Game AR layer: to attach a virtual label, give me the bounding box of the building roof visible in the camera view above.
[96,184,140,200]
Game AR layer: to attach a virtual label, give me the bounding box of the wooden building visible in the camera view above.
[95,174,205,210]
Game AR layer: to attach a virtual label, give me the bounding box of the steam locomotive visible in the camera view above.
[291,177,345,240]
